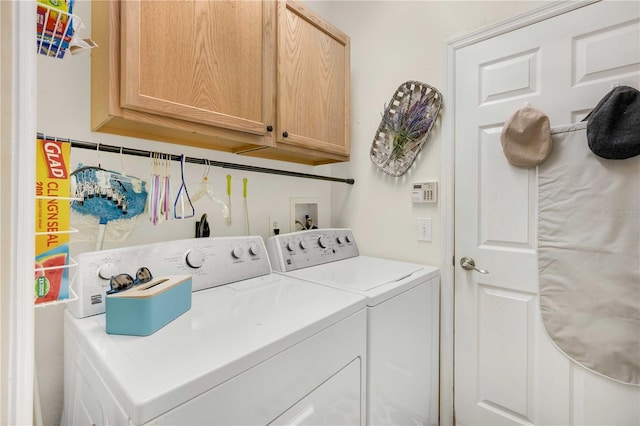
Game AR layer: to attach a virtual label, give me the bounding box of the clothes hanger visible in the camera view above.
[191,159,229,218]
[174,154,195,219]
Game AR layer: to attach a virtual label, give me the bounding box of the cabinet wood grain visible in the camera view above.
[121,1,272,135]
[275,0,350,158]
[91,0,350,165]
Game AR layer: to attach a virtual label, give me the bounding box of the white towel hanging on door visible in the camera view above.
[537,121,640,386]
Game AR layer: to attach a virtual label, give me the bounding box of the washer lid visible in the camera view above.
[282,256,440,306]
[65,273,365,425]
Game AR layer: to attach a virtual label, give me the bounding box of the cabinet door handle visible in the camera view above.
[266,125,273,132]
[283,131,289,138]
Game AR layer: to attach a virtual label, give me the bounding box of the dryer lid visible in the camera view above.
[284,256,439,305]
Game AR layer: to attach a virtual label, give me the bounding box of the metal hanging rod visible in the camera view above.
[37,133,355,185]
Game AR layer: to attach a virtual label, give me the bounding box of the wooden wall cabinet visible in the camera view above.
[91,0,350,165]
[249,1,351,165]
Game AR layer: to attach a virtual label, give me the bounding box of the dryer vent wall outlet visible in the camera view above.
[290,198,320,232]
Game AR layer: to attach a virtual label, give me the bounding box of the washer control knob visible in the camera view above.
[232,247,245,259]
[318,236,328,248]
[185,249,205,268]
[97,263,119,280]
[249,244,261,256]
[336,236,344,244]
[286,242,295,251]
[345,234,352,243]
[299,240,308,250]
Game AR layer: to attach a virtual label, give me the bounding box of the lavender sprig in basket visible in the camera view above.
[370,81,443,176]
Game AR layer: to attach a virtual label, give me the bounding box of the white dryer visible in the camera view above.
[62,236,367,425]
[267,229,440,426]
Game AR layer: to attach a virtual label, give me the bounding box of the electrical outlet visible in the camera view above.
[269,217,281,236]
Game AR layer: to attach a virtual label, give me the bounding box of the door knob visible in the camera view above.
[460,257,489,274]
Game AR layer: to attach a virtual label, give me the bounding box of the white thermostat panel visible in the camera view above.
[412,181,438,203]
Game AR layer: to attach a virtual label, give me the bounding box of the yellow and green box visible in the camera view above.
[35,137,71,304]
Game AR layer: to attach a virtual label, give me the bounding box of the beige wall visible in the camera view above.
[34,1,550,425]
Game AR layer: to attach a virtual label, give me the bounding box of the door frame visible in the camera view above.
[1,0,38,424]
[441,2,598,424]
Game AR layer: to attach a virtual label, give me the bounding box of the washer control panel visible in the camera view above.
[69,236,270,319]
[267,229,359,272]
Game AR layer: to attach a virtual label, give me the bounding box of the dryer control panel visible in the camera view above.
[69,236,271,318]
[267,229,360,272]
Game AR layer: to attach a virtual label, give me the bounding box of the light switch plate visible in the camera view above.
[417,218,432,242]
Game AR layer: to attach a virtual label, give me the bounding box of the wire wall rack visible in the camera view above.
[36,2,80,59]
[34,193,80,309]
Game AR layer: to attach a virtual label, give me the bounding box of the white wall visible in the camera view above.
[320,0,548,266]
[0,3,9,423]
[35,1,547,425]
[35,1,333,423]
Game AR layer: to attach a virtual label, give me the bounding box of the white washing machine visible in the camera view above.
[62,236,367,425]
[267,229,440,426]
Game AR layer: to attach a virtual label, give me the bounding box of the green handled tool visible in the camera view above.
[226,174,232,225]
[243,178,250,235]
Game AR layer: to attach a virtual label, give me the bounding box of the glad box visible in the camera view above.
[35,137,71,304]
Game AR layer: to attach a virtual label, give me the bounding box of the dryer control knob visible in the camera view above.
[248,244,260,256]
[97,263,119,280]
[232,247,245,259]
[318,236,328,248]
[336,236,344,244]
[345,234,352,243]
[299,240,308,250]
[185,249,205,268]
[286,242,295,252]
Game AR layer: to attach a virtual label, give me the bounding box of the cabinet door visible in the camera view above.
[277,1,350,156]
[120,0,275,136]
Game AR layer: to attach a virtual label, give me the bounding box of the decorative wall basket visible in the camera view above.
[370,81,443,177]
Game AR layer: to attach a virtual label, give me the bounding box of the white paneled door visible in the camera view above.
[454,2,640,425]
